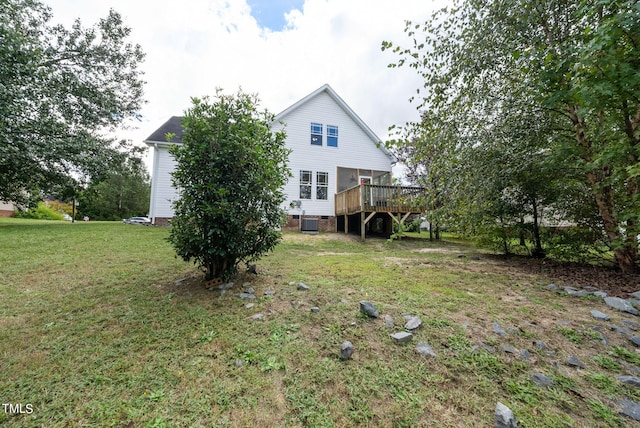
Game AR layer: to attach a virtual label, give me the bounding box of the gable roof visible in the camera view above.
[144,85,395,161]
[274,84,395,161]
[144,116,184,144]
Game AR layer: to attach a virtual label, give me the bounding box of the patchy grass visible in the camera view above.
[1,218,639,427]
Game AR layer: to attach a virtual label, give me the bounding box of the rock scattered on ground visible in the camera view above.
[384,315,394,329]
[416,342,436,357]
[340,341,354,360]
[495,402,517,428]
[359,301,379,318]
[531,373,555,388]
[297,282,310,291]
[390,331,413,344]
[404,316,422,331]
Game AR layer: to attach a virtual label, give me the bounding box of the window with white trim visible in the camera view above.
[310,123,323,145]
[327,125,338,147]
[300,170,312,199]
[316,172,328,200]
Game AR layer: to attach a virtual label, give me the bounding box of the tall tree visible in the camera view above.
[383,0,640,272]
[169,90,291,281]
[77,144,150,221]
[0,0,145,206]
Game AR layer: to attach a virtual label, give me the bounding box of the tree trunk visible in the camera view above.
[531,198,545,258]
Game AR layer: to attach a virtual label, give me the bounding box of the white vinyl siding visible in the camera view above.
[274,90,392,217]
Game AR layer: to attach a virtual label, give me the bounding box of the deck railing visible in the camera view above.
[335,184,427,215]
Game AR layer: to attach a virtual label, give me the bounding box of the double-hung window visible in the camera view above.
[299,170,312,199]
[316,172,328,200]
[310,123,323,145]
[327,125,338,147]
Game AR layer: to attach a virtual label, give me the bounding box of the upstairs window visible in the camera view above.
[327,125,338,147]
[300,170,312,199]
[316,172,328,200]
[310,123,323,145]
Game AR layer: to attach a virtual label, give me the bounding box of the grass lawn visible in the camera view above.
[1,218,639,427]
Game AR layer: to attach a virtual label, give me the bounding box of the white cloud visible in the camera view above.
[45,0,448,174]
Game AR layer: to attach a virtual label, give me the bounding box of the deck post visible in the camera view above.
[360,211,365,241]
[344,214,348,234]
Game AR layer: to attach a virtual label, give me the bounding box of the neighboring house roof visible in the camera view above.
[144,116,184,144]
[274,84,396,162]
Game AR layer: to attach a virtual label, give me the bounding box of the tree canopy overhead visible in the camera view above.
[384,0,640,272]
[0,0,146,205]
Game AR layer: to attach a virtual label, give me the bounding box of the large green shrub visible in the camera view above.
[168,90,291,280]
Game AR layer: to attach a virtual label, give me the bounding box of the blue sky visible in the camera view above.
[248,0,304,30]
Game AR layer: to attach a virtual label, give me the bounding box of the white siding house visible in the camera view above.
[145,84,396,230]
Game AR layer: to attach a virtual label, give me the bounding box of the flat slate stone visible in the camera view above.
[617,376,640,387]
[360,301,379,318]
[630,337,640,347]
[251,313,264,320]
[416,342,437,357]
[235,292,256,300]
[631,291,640,299]
[405,316,422,331]
[493,322,507,337]
[297,282,310,291]
[618,398,640,421]
[605,297,639,316]
[532,373,555,388]
[390,331,413,344]
[310,307,320,313]
[591,310,610,321]
[501,344,518,354]
[567,355,585,368]
[623,320,640,331]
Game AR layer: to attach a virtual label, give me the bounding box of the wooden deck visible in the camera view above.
[335,184,427,240]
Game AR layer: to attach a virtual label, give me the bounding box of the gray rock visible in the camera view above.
[470,255,481,261]
[501,344,518,354]
[251,313,264,320]
[235,292,256,300]
[622,320,640,331]
[547,284,559,290]
[297,282,310,291]
[565,287,590,297]
[566,355,585,368]
[478,341,496,353]
[310,307,320,313]
[493,322,507,337]
[359,301,379,318]
[235,359,244,367]
[591,310,611,321]
[264,289,276,296]
[340,341,354,360]
[611,324,633,336]
[520,349,531,361]
[384,315,394,329]
[534,340,547,350]
[405,316,423,331]
[243,286,255,294]
[618,398,640,421]
[594,291,608,298]
[416,342,437,357]
[495,402,517,428]
[632,291,640,299]
[630,337,640,347]
[617,376,640,387]
[605,297,639,316]
[244,303,254,309]
[390,331,413,344]
[532,373,555,388]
